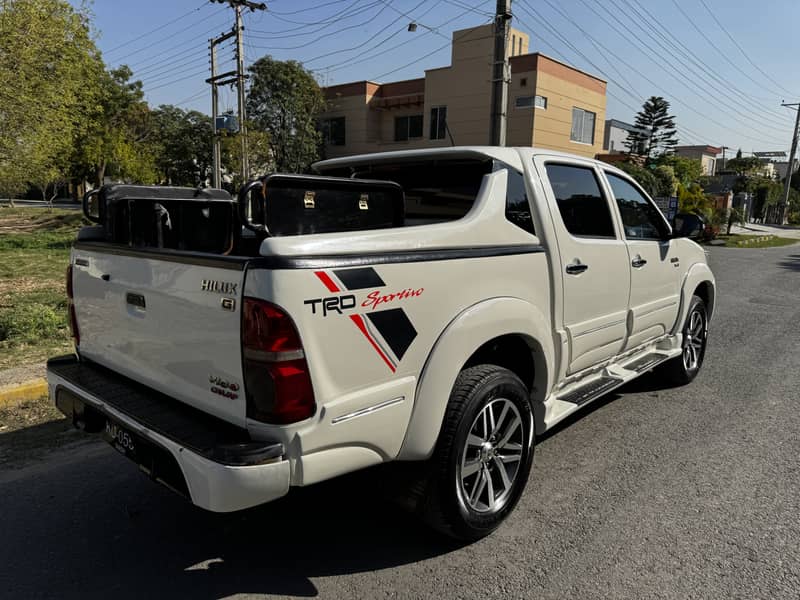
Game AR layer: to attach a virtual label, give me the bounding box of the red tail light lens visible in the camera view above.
[242,298,315,424]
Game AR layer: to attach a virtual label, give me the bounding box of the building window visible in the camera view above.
[511,34,516,56]
[570,108,595,144]
[430,106,447,140]
[515,95,547,109]
[321,116,345,146]
[394,114,423,142]
[518,37,523,55]
[520,77,527,87]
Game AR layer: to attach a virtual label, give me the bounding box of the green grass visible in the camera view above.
[709,233,798,248]
[0,207,86,369]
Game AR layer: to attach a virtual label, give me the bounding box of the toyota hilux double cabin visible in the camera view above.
[48,147,715,540]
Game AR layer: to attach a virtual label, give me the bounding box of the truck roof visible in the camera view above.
[314,146,622,176]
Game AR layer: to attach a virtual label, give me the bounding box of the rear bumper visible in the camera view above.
[47,355,290,512]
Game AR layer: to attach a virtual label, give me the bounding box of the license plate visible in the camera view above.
[103,419,137,458]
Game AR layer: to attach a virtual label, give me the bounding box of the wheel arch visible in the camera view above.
[672,262,716,334]
[398,297,554,461]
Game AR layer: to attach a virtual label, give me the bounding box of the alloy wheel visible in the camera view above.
[459,398,524,513]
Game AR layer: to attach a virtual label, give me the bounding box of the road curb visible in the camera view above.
[0,378,48,409]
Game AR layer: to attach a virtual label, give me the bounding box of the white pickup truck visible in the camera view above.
[48,147,715,540]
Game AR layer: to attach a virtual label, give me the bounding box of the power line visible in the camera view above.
[565,0,791,133]
[604,0,790,128]
[669,0,791,98]
[313,2,474,77]
[299,0,429,64]
[369,23,493,81]
[518,1,785,147]
[248,2,392,50]
[248,0,376,38]
[621,0,784,107]
[266,0,355,16]
[697,0,797,97]
[104,2,208,55]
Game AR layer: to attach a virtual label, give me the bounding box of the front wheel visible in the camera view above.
[657,295,708,385]
[422,365,534,541]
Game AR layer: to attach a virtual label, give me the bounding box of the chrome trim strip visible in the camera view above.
[331,396,405,425]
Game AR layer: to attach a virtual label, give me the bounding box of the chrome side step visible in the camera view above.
[557,376,623,407]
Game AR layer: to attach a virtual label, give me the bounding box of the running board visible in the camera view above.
[623,352,671,373]
[557,376,624,407]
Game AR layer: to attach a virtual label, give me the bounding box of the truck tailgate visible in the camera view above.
[71,245,247,426]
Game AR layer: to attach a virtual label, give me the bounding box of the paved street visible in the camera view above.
[1,244,799,600]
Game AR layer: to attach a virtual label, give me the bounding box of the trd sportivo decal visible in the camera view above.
[306,268,420,372]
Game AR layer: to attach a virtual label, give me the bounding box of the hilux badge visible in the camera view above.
[201,279,238,294]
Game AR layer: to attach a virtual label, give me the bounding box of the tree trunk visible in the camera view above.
[94,162,106,189]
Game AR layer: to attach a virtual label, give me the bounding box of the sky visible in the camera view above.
[76,0,800,155]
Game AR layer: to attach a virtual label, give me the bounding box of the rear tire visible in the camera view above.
[657,295,708,385]
[421,365,534,541]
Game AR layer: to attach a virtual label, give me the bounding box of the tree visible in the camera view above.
[70,66,156,187]
[220,126,272,189]
[0,0,103,199]
[625,96,679,159]
[725,156,764,177]
[656,154,703,187]
[616,162,659,197]
[246,56,325,173]
[149,105,213,186]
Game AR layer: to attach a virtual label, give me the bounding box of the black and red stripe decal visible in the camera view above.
[313,267,418,371]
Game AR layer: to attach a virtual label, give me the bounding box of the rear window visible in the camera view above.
[348,159,493,225]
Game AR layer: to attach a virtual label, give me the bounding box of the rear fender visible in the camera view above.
[397,297,554,460]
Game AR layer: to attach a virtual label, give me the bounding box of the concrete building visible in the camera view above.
[674,145,721,175]
[603,119,646,154]
[319,24,607,159]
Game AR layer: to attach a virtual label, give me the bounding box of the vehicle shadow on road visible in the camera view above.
[776,254,800,271]
[0,440,463,599]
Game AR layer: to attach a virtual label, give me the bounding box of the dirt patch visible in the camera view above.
[0,361,46,388]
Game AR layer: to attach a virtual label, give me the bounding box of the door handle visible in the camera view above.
[631,256,647,268]
[126,292,146,309]
[565,261,589,275]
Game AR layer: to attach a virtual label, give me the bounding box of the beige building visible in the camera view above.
[674,145,721,176]
[319,24,607,159]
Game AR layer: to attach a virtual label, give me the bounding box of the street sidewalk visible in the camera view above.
[0,362,47,408]
[729,222,800,239]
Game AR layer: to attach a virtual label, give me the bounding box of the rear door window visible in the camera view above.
[544,164,616,238]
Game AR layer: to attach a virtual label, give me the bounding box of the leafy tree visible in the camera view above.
[0,0,102,200]
[220,126,272,189]
[653,164,678,197]
[677,183,712,217]
[70,66,156,187]
[616,162,659,196]
[656,155,703,187]
[625,96,679,159]
[246,56,325,173]
[149,105,213,186]
[725,156,764,177]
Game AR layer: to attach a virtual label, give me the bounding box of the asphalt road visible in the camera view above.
[2,245,799,599]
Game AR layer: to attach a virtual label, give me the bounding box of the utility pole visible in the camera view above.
[207,0,266,187]
[489,0,512,147]
[720,146,729,172]
[779,102,800,225]
[206,29,236,188]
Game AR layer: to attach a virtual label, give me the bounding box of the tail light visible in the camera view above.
[242,298,315,424]
[66,265,79,347]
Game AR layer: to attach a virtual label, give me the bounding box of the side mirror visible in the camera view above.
[82,189,101,223]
